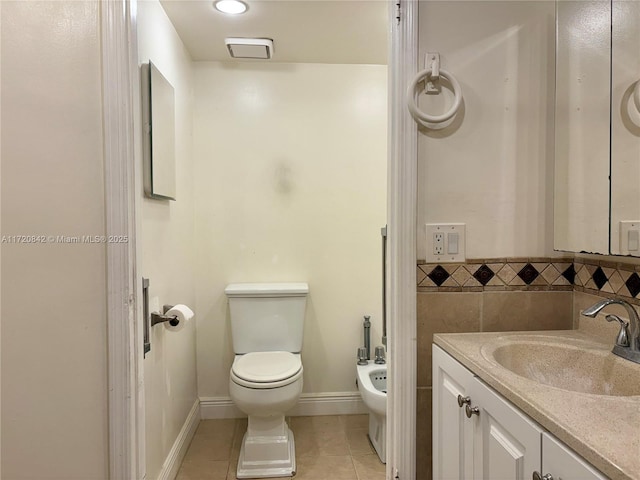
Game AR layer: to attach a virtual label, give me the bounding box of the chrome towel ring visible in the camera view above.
[407,64,463,125]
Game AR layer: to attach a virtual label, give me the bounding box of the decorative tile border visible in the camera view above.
[418,258,574,292]
[573,258,640,303]
[418,257,640,303]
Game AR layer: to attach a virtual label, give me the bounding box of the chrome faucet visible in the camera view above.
[363,315,371,361]
[582,298,640,364]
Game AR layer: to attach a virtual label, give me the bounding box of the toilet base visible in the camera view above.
[236,417,296,479]
[368,412,386,464]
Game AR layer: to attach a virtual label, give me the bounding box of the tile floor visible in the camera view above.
[176,414,385,480]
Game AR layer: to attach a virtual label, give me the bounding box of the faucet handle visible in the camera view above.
[606,314,630,347]
[374,345,386,364]
[357,347,368,365]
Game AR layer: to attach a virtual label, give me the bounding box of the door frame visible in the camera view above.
[101,1,145,478]
[102,0,419,478]
[386,1,418,479]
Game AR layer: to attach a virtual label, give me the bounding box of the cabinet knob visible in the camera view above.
[533,472,554,480]
[457,394,471,407]
[465,404,480,418]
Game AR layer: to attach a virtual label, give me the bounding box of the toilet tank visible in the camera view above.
[225,283,309,354]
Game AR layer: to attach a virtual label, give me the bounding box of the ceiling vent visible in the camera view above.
[225,37,274,59]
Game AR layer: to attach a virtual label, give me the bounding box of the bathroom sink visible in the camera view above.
[482,338,640,396]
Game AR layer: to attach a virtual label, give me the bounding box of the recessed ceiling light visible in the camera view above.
[214,0,248,15]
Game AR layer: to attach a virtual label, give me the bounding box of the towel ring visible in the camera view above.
[634,80,640,112]
[407,68,463,124]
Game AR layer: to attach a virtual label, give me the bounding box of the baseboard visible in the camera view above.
[199,396,245,419]
[289,392,367,416]
[157,399,201,480]
[200,392,367,419]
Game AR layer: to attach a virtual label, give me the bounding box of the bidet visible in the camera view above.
[356,361,387,463]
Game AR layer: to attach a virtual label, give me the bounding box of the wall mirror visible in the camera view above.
[142,61,176,200]
[554,0,640,256]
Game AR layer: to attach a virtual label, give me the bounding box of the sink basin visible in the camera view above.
[483,339,640,396]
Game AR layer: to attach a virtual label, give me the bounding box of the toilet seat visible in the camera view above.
[231,352,302,389]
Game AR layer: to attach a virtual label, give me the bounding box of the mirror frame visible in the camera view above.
[141,61,176,201]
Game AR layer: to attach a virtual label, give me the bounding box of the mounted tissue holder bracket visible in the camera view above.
[151,305,179,327]
[143,277,180,357]
[425,52,440,94]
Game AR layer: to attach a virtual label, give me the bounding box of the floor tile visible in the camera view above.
[184,433,234,462]
[290,415,342,432]
[295,428,351,457]
[352,454,385,480]
[340,414,369,431]
[196,419,237,438]
[294,455,358,480]
[346,428,375,456]
[176,459,229,480]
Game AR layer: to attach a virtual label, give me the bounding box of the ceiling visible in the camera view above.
[159,0,389,65]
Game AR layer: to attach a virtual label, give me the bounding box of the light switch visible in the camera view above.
[629,230,639,251]
[448,232,459,254]
[620,221,640,255]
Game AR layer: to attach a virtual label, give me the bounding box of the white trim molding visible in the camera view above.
[101,1,143,479]
[157,400,201,480]
[200,393,367,420]
[387,1,418,479]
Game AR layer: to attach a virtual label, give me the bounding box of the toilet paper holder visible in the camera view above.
[143,277,182,357]
[151,305,180,327]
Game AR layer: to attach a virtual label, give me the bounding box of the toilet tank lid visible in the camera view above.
[225,282,309,297]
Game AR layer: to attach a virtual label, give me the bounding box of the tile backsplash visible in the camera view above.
[418,258,574,291]
[418,257,640,303]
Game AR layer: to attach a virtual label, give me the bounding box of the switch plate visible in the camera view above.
[620,221,640,255]
[426,224,466,263]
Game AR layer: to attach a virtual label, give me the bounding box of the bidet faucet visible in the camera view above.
[582,298,640,363]
[363,315,371,361]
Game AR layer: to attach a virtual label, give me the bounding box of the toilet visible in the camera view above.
[225,282,309,479]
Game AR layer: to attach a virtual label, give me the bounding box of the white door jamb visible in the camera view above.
[387,0,418,479]
[101,1,145,478]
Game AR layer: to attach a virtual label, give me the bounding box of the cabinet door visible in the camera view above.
[473,378,542,480]
[541,433,607,480]
[432,345,476,480]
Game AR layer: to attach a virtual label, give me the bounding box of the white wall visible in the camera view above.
[192,62,387,399]
[417,0,557,259]
[1,1,108,478]
[137,1,198,478]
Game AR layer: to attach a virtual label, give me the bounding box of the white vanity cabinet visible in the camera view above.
[539,433,607,480]
[472,376,542,479]
[433,345,606,480]
[432,342,476,479]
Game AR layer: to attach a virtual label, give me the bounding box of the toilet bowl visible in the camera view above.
[356,361,387,463]
[225,283,309,479]
[229,351,304,478]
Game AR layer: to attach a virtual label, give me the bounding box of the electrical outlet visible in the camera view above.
[426,223,466,263]
[433,232,444,255]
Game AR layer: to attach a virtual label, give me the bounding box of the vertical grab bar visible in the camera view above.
[381,226,387,347]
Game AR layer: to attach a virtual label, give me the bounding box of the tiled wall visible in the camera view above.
[573,258,640,303]
[415,256,640,479]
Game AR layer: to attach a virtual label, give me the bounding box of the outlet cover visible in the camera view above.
[426,223,466,263]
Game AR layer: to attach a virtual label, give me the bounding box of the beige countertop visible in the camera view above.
[433,330,640,480]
